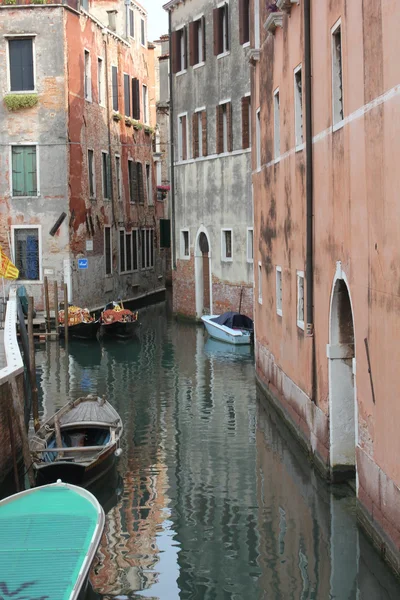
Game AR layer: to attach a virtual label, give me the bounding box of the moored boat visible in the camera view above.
[99,301,139,339]
[201,312,254,345]
[59,305,100,340]
[30,394,123,487]
[0,480,105,600]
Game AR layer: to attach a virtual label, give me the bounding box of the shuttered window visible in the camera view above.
[132,229,138,270]
[126,233,132,271]
[189,17,206,66]
[178,115,187,161]
[9,38,34,92]
[241,96,251,149]
[84,50,91,101]
[193,110,206,158]
[171,28,187,73]
[131,77,140,120]
[104,226,112,275]
[119,230,126,273]
[88,149,95,198]
[214,3,229,56]
[128,159,137,203]
[112,66,118,112]
[137,162,144,203]
[239,0,250,45]
[216,102,232,153]
[124,74,130,117]
[102,152,111,199]
[142,84,148,123]
[12,146,37,197]
[129,8,134,38]
[14,228,39,281]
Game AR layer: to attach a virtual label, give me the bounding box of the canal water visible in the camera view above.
[30,299,400,598]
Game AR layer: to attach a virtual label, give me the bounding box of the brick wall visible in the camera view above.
[0,376,22,483]
[173,258,196,317]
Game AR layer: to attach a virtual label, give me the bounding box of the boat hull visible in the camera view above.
[201,315,252,345]
[59,320,100,340]
[100,319,138,339]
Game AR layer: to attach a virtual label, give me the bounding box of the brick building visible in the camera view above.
[164,0,253,319]
[252,0,400,575]
[0,0,166,310]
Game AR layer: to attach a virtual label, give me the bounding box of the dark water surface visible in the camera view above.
[31,300,400,599]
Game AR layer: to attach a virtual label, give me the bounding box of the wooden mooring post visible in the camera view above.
[54,281,59,337]
[63,282,69,345]
[44,276,51,334]
[28,296,40,433]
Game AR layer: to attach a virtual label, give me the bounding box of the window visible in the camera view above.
[276,266,282,316]
[297,271,305,329]
[14,227,40,281]
[156,161,162,186]
[242,96,251,149]
[146,163,153,205]
[102,151,111,199]
[239,0,250,45]
[172,27,187,74]
[193,109,206,158]
[274,89,280,159]
[11,145,38,197]
[128,160,143,203]
[98,57,104,105]
[214,3,229,56]
[190,16,206,66]
[112,65,118,112]
[258,261,262,304]
[115,155,121,200]
[141,18,146,46]
[221,229,232,261]
[294,66,303,146]
[129,8,135,38]
[160,220,171,248]
[247,228,253,263]
[126,233,132,271]
[88,149,95,199]
[256,108,261,170]
[132,229,139,271]
[178,114,188,161]
[84,50,91,101]
[124,74,130,117]
[217,102,232,154]
[8,38,34,92]
[141,228,154,269]
[104,226,112,275]
[142,84,148,123]
[254,0,260,49]
[81,0,88,10]
[119,230,126,273]
[181,229,189,258]
[332,22,343,126]
[132,77,140,120]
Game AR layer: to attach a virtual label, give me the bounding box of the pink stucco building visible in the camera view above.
[252,0,400,575]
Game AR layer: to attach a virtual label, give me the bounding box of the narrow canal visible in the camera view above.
[31,299,400,599]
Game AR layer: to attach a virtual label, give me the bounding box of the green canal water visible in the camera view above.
[28,299,400,598]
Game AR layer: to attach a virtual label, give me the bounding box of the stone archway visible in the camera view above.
[328,265,356,481]
[194,227,212,318]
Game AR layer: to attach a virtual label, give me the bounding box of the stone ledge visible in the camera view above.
[276,0,299,13]
[264,12,284,35]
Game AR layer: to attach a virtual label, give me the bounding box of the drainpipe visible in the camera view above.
[304,0,316,401]
[103,32,117,228]
[168,10,176,269]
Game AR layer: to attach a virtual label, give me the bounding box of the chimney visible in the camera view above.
[107,10,118,32]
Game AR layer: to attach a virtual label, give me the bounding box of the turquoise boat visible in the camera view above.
[0,480,105,600]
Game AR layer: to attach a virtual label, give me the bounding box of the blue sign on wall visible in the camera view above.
[78,258,88,270]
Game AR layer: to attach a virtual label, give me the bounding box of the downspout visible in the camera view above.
[304,0,315,401]
[103,31,117,228]
[168,10,176,269]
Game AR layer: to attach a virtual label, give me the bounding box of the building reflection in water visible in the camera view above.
[31,300,400,599]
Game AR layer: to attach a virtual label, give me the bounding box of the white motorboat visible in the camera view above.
[201,312,253,345]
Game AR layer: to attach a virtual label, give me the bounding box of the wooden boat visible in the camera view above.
[201,312,254,345]
[99,301,139,339]
[59,305,100,340]
[30,394,123,487]
[0,480,105,600]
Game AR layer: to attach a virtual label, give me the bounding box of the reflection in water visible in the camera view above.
[27,299,400,599]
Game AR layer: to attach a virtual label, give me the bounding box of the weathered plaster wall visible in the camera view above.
[170,0,254,319]
[0,6,69,310]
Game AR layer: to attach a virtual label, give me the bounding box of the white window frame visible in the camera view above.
[180,228,190,260]
[221,228,233,262]
[219,98,231,154]
[254,0,260,50]
[156,160,162,186]
[140,17,146,47]
[104,225,112,276]
[247,227,253,263]
[97,56,105,106]
[177,112,188,161]
[84,48,92,102]
[115,154,121,201]
[245,91,251,146]
[294,64,303,149]
[195,106,205,158]
[6,35,37,94]
[216,0,230,57]
[258,261,262,304]
[141,228,154,270]
[129,7,135,39]
[11,224,42,284]
[146,162,153,206]
[176,25,187,75]
[9,143,40,198]
[193,13,205,67]
[142,84,148,124]
[331,18,344,129]
[88,148,96,200]
[256,108,261,171]
[274,88,280,160]
[276,266,282,317]
[297,270,305,330]
[101,150,110,200]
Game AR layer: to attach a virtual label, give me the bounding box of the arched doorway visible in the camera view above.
[194,227,212,318]
[328,271,356,481]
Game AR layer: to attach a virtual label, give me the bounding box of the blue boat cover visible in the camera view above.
[211,312,253,330]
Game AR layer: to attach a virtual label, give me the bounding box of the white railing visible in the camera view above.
[0,288,24,384]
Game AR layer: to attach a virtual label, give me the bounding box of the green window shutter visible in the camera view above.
[12,147,24,196]
[26,146,37,195]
